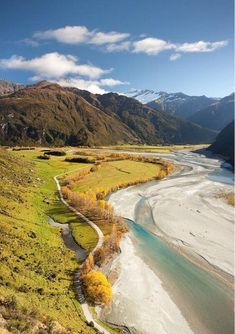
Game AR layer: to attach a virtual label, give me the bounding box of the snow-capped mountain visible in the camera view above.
[123,89,165,104]
[123,89,220,119]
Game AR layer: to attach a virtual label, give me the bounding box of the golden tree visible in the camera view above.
[82,270,112,305]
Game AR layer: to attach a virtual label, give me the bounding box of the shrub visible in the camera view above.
[65,156,95,163]
[82,270,112,305]
[37,155,50,160]
[12,147,35,151]
[44,150,66,156]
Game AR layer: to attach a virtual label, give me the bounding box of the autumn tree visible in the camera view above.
[80,254,94,277]
[82,270,112,305]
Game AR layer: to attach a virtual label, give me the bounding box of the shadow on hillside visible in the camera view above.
[192,147,234,172]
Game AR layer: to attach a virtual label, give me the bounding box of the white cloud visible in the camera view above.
[170,53,181,61]
[132,37,228,56]
[132,38,175,55]
[34,25,129,45]
[0,52,108,79]
[57,76,128,94]
[29,25,228,59]
[176,40,228,53]
[57,78,107,94]
[105,41,130,52]
[0,51,129,94]
[99,78,129,86]
[34,26,90,44]
[89,31,130,45]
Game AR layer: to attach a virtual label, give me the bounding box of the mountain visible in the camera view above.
[77,89,217,144]
[146,92,219,119]
[0,81,138,146]
[124,89,165,104]
[209,121,234,166]
[189,93,234,131]
[0,81,217,146]
[0,79,24,96]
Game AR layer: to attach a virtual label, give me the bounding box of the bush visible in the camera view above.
[65,156,95,163]
[37,155,50,160]
[82,270,112,305]
[44,150,66,156]
[12,147,35,151]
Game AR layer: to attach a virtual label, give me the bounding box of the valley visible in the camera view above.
[0,2,233,333]
[0,146,172,333]
[0,144,233,334]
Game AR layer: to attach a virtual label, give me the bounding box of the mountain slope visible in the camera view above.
[0,81,138,146]
[146,92,218,119]
[76,89,217,144]
[0,81,217,146]
[189,93,234,130]
[0,79,24,96]
[124,89,164,104]
[0,147,97,333]
[209,121,234,166]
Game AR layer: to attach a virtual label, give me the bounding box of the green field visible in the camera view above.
[71,159,162,194]
[96,143,208,153]
[0,147,168,333]
[13,149,99,252]
[0,148,98,333]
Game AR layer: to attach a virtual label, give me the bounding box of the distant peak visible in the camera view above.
[34,80,53,87]
[32,80,62,89]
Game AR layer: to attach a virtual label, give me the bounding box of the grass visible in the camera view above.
[67,159,164,237]
[72,160,162,195]
[13,149,97,253]
[0,148,98,333]
[215,191,235,207]
[95,144,209,153]
[70,221,98,252]
[0,147,167,333]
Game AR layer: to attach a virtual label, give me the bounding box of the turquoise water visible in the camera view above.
[128,220,234,334]
[109,150,234,333]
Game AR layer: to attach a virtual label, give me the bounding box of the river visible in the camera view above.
[101,150,234,334]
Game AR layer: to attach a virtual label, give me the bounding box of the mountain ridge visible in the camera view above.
[0,81,217,146]
[146,92,219,119]
[189,93,234,130]
[209,121,234,166]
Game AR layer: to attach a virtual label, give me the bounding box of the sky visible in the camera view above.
[0,0,233,97]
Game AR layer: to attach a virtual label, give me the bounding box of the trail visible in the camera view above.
[54,169,110,334]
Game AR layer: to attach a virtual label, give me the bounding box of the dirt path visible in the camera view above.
[54,169,110,334]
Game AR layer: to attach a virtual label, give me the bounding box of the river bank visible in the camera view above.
[100,150,234,334]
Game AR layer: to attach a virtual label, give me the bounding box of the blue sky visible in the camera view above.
[0,0,233,97]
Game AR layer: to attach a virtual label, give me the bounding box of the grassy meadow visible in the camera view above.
[0,148,99,333]
[13,149,99,253]
[71,159,162,195]
[0,146,173,333]
[95,143,208,153]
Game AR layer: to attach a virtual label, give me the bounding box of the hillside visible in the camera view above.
[0,148,97,333]
[0,81,138,146]
[209,121,234,166]
[69,87,217,145]
[0,80,24,96]
[0,81,216,146]
[146,92,218,119]
[189,93,234,130]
